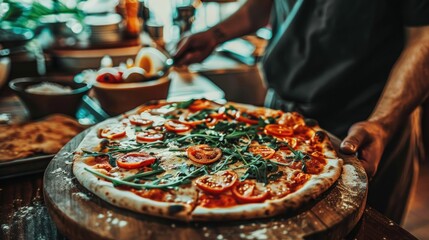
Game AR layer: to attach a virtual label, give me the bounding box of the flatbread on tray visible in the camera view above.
[0,114,83,161]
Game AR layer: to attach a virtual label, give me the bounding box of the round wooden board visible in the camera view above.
[44,129,368,240]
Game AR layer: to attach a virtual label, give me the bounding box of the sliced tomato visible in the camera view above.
[288,172,310,190]
[236,111,260,125]
[116,152,156,169]
[137,103,169,113]
[188,99,212,112]
[195,170,238,194]
[128,114,153,126]
[99,125,126,139]
[187,144,222,165]
[232,181,269,203]
[248,145,275,159]
[205,117,219,127]
[209,112,227,120]
[178,116,207,126]
[264,124,293,138]
[164,120,191,133]
[136,131,163,143]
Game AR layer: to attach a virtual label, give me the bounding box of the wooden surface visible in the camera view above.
[43,129,366,240]
[0,173,417,240]
[0,94,419,240]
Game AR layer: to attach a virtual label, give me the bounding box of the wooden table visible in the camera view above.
[0,171,418,240]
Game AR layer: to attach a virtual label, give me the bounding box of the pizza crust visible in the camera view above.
[73,120,195,221]
[73,100,343,222]
[192,157,342,221]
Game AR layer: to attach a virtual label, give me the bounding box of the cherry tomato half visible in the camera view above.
[187,144,222,165]
[188,99,212,112]
[96,68,122,83]
[164,120,191,133]
[116,152,156,169]
[236,111,260,125]
[136,131,164,143]
[195,170,238,194]
[264,124,293,138]
[248,145,276,159]
[232,181,269,203]
[99,125,126,139]
[128,114,153,126]
[178,115,207,126]
[137,103,169,114]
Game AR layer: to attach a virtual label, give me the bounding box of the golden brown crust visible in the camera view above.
[0,114,83,161]
[73,101,343,222]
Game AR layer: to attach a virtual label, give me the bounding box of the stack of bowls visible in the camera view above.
[84,13,123,44]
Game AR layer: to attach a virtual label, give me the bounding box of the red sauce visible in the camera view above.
[288,172,310,191]
[132,189,167,202]
[198,194,237,208]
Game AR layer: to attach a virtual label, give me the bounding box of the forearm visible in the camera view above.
[208,0,273,44]
[369,26,429,137]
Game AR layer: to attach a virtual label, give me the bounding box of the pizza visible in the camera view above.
[73,99,343,221]
[0,114,83,161]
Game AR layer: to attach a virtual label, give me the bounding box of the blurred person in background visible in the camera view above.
[173,0,429,224]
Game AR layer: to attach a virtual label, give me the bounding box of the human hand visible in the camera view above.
[173,30,219,66]
[340,121,390,178]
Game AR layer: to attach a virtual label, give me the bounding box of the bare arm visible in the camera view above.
[341,26,429,177]
[174,0,273,65]
[369,26,429,133]
[206,0,273,44]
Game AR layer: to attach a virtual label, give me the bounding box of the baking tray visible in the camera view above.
[0,154,55,180]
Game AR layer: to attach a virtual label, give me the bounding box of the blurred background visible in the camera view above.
[0,1,428,239]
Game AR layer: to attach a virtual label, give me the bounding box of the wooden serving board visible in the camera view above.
[44,129,368,240]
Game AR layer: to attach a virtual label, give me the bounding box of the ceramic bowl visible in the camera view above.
[92,75,170,116]
[9,77,91,119]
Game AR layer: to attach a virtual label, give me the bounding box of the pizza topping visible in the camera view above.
[236,111,260,125]
[195,170,238,194]
[188,99,212,112]
[264,124,293,138]
[116,152,156,169]
[128,115,153,126]
[136,131,164,143]
[178,115,207,126]
[198,194,237,208]
[137,102,170,114]
[131,188,167,202]
[288,172,310,190]
[311,130,327,144]
[232,181,269,203]
[187,144,222,165]
[98,125,127,139]
[164,120,191,133]
[248,145,275,159]
[80,99,339,217]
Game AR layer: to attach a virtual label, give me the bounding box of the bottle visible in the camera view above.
[124,0,141,37]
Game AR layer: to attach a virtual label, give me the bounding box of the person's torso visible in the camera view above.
[263,0,404,137]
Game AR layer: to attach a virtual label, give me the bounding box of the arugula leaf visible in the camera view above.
[285,144,311,173]
[175,99,195,109]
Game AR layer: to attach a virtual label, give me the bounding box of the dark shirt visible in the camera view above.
[262,0,429,138]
